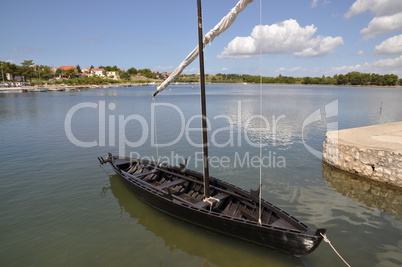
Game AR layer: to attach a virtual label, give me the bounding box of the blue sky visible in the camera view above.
[1,0,401,77]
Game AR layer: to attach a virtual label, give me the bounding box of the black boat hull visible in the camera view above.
[101,154,325,256]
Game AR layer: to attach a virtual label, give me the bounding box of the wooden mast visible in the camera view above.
[197,0,210,198]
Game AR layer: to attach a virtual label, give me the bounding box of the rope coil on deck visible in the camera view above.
[320,233,351,267]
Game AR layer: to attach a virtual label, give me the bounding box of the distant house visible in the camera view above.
[162,72,172,78]
[106,71,120,80]
[55,65,78,78]
[81,68,90,74]
[91,68,105,77]
[58,66,77,72]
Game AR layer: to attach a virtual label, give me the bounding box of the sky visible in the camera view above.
[1,0,402,77]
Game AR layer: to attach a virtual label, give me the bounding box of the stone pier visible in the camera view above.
[322,121,402,188]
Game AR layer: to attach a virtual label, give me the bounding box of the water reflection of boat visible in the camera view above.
[322,162,402,218]
[106,175,301,266]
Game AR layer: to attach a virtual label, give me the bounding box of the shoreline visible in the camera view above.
[1,82,401,92]
[0,82,154,91]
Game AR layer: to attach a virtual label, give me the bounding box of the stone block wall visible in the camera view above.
[322,131,402,188]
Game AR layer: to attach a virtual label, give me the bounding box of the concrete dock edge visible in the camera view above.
[322,121,402,188]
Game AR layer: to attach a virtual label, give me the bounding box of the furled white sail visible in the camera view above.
[153,0,254,97]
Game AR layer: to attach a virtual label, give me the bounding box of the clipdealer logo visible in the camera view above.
[302,100,338,159]
[64,101,285,148]
[64,99,337,167]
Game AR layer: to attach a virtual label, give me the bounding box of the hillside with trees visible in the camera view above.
[1,60,401,87]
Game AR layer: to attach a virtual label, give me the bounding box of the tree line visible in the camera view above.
[0,60,159,83]
[1,60,400,87]
[211,72,400,86]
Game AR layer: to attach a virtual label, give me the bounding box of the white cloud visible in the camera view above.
[311,0,330,8]
[154,65,175,72]
[276,55,402,77]
[333,55,402,76]
[218,19,343,59]
[374,34,402,55]
[276,67,304,74]
[345,0,402,18]
[345,0,402,39]
[361,12,402,39]
[357,50,365,55]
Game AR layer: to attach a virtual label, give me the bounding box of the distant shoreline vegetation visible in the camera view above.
[1,60,400,87]
[197,72,401,87]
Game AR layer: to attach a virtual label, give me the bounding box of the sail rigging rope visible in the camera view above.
[320,233,351,267]
[153,0,254,97]
[257,0,263,226]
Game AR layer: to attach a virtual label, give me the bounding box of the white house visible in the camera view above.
[106,71,120,80]
[91,68,105,77]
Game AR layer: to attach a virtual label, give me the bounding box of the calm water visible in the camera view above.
[1,84,402,267]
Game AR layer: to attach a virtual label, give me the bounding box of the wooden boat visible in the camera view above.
[99,153,325,256]
[100,0,325,256]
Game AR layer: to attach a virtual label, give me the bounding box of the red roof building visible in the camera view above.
[58,66,76,71]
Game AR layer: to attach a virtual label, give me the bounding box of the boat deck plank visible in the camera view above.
[157,179,186,189]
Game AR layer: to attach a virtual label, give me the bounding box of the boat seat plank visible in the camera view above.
[127,165,140,174]
[155,168,252,202]
[157,179,186,189]
[213,192,230,201]
[132,169,157,179]
[240,208,258,222]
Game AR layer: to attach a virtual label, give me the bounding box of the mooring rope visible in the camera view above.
[99,164,112,176]
[320,233,351,267]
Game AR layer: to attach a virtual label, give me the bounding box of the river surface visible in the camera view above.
[1,84,402,266]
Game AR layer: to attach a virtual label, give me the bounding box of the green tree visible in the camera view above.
[345,72,362,85]
[120,72,131,80]
[335,74,347,85]
[100,65,119,72]
[370,73,381,85]
[55,68,63,77]
[138,68,156,79]
[20,60,35,82]
[302,77,312,84]
[127,67,138,75]
[382,74,398,86]
[40,66,54,80]
[1,61,19,80]
[65,68,77,78]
